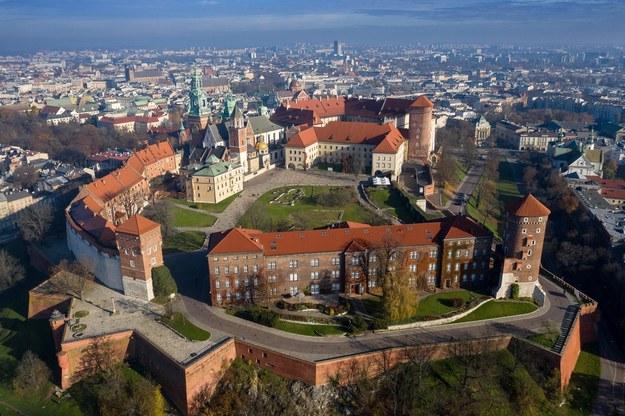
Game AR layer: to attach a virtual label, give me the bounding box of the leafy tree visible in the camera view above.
[381,264,419,322]
[17,202,54,243]
[152,265,177,297]
[13,350,50,392]
[11,164,39,189]
[0,249,25,292]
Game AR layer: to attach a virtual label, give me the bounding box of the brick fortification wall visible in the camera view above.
[28,291,71,319]
[559,303,600,388]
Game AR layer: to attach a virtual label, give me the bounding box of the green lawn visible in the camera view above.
[415,290,482,317]
[362,295,385,318]
[563,342,601,416]
[163,231,205,254]
[239,186,374,230]
[171,206,216,228]
[454,300,538,323]
[160,312,211,341]
[167,192,240,213]
[0,384,83,416]
[366,187,416,223]
[274,321,347,336]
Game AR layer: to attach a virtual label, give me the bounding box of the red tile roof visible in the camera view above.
[410,95,434,108]
[506,194,551,217]
[115,214,160,235]
[285,121,404,154]
[208,217,491,257]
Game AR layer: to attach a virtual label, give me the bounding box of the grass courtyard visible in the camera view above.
[454,300,538,323]
[366,187,417,223]
[160,312,211,341]
[171,205,216,228]
[167,192,239,214]
[163,231,205,254]
[239,185,378,231]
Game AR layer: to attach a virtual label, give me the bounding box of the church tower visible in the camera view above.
[115,215,163,301]
[408,95,435,161]
[187,67,210,132]
[494,194,551,300]
[228,105,249,172]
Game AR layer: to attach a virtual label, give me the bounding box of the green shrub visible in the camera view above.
[250,308,280,328]
[451,297,466,308]
[510,283,520,300]
[350,315,368,332]
[275,300,287,309]
[152,265,178,297]
[371,318,388,330]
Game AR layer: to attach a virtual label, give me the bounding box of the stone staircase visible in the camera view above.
[552,304,581,354]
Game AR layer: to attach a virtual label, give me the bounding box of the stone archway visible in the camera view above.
[288,163,295,169]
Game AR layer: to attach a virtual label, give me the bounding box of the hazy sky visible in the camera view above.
[0,0,623,52]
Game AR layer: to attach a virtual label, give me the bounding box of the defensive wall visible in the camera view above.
[65,213,123,291]
[30,272,600,416]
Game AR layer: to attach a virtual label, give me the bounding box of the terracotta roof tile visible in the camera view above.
[115,214,160,235]
[207,228,264,254]
[506,194,551,217]
[410,95,434,108]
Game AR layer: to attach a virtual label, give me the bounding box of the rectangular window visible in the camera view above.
[289,273,298,281]
[289,260,298,268]
[331,270,340,278]
[310,271,319,280]
[428,275,436,284]
[368,279,376,288]
[234,265,239,274]
[455,251,461,259]
[235,279,240,288]
[463,263,468,270]
[129,259,135,268]
[310,284,320,294]
[447,251,452,259]
[268,275,277,283]
[151,257,156,265]
[409,251,417,259]
[351,257,360,265]
[225,280,230,288]
[332,257,340,265]
[243,265,249,273]
[153,244,157,252]
[351,271,359,279]
[370,255,378,262]
[471,273,476,281]
[446,264,451,272]
[290,286,298,295]
[215,281,221,289]
[214,266,220,275]
[270,287,277,296]
[310,258,319,267]
[224,266,230,275]
[267,261,276,270]
[331,282,340,292]
[455,263,460,271]
[409,264,417,272]
[253,264,258,273]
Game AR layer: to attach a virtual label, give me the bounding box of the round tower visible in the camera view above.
[408,95,434,160]
[495,194,551,299]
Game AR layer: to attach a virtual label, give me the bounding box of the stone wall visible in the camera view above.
[27,291,71,319]
[66,220,123,291]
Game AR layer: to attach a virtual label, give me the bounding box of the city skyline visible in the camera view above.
[0,0,624,52]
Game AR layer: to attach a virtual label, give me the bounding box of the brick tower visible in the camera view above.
[494,194,551,300]
[115,214,163,300]
[228,105,249,172]
[408,95,434,161]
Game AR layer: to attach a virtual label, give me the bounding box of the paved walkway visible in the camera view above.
[171,168,380,238]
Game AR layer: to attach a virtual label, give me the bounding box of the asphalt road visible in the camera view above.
[165,250,573,362]
[448,162,485,215]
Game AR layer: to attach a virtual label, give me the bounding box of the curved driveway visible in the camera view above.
[166,250,575,362]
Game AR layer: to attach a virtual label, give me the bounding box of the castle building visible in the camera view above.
[407,96,435,161]
[65,141,180,300]
[494,194,551,299]
[184,160,244,204]
[207,216,493,305]
[284,121,406,179]
[187,68,211,132]
[271,95,436,163]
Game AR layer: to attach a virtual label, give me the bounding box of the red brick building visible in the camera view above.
[494,194,551,299]
[207,216,493,305]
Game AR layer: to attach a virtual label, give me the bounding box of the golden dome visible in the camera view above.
[255,141,268,151]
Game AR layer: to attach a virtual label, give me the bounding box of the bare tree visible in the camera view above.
[141,200,173,239]
[13,350,51,392]
[0,249,25,292]
[12,164,39,190]
[17,201,54,243]
[52,258,94,300]
[73,336,115,381]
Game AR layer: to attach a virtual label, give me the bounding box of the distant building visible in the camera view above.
[333,40,343,56]
[473,115,491,146]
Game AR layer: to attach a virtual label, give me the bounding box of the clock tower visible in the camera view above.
[187,67,210,132]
